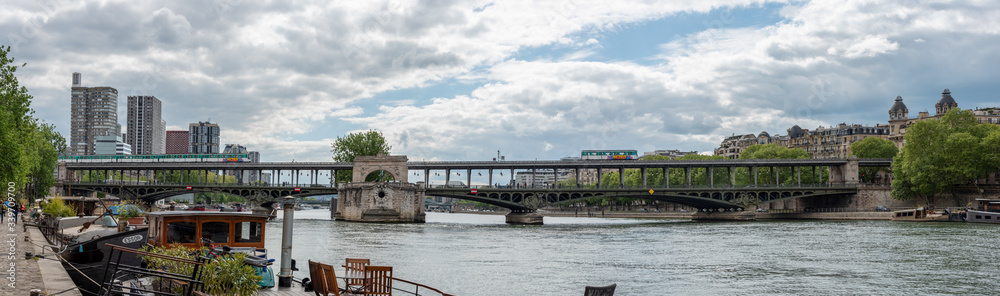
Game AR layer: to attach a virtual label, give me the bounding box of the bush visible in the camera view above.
[41,197,75,217]
[142,244,262,295]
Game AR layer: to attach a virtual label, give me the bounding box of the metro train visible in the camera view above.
[58,153,251,163]
[580,150,639,160]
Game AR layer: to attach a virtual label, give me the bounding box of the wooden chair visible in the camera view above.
[344,258,370,292]
[308,260,341,296]
[584,283,616,296]
[360,265,393,296]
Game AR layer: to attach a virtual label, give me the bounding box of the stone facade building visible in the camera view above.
[888,88,1000,148]
[715,123,888,159]
[716,88,1000,159]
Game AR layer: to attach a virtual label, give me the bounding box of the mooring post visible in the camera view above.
[278,195,295,287]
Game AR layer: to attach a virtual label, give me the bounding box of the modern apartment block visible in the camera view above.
[70,72,120,155]
[126,96,165,154]
[165,130,189,154]
[189,121,220,154]
[94,135,132,155]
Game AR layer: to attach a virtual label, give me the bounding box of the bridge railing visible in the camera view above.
[434,183,860,190]
[67,181,338,188]
[70,181,862,190]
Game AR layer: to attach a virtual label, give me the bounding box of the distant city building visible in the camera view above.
[94,135,132,155]
[189,121,220,154]
[514,169,571,188]
[642,149,698,159]
[887,89,1000,148]
[70,73,120,155]
[715,123,889,159]
[126,96,165,155]
[165,130,189,154]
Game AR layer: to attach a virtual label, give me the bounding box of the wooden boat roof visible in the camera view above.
[145,210,271,219]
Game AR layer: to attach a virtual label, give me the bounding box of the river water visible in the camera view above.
[264,210,999,296]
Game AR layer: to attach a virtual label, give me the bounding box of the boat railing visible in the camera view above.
[389,276,457,296]
[101,243,208,296]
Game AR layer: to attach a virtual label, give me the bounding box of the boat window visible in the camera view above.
[167,221,197,244]
[202,222,231,245]
[976,215,982,219]
[235,221,262,243]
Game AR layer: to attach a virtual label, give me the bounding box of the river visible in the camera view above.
[264,210,999,295]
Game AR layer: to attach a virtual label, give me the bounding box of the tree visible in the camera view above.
[27,123,66,199]
[850,137,898,183]
[0,45,36,185]
[891,109,1000,205]
[0,45,66,202]
[737,144,820,185]
[330,130,392,182]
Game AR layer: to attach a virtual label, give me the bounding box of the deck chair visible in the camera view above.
[308,260,341,296]
[360,265,393,296]
[584,283,616,296]
[344,258,370,292]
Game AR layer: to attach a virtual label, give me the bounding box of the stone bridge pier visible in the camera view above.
[505,210,543,225]
[335,154,426,223]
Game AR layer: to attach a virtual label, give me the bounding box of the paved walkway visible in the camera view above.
[0,215,82,296]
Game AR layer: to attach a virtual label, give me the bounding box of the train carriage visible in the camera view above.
[59,153,251,163]
[581,150,638,160]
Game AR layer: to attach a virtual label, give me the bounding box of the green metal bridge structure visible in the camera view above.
[58,157,889,218]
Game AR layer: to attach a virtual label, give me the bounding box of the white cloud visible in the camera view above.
[8,0,1000,163]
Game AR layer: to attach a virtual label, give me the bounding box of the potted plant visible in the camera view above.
[115,202,145,231]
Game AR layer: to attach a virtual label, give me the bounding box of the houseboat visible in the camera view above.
[891,207,949,222]
[54,211,274,295]
[967,199,1000,224]
[49,215,148,296]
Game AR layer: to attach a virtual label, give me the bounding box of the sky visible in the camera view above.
[5,0,1000,163]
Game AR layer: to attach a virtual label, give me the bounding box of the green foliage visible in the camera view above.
[194,192,245,204]
[142,244,262,296]
[330,130,392,182]
[850,137,898,183]
[41,197,76,217]
[0,46,65,199]
[156,170,237,184]
[202,252,262,296]
[850,137,898,158]
[891,109,1000,202]
[740,143,811,160]
[115,200,144,220]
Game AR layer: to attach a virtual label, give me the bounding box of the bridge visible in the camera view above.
[58,157,889,222]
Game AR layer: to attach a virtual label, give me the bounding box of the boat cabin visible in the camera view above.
[972,199,1000,213]
[145,211,269,249]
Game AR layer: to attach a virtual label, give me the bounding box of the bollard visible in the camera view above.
[30,289,42,296]
[278,196,295,287]
[25,252,32,259]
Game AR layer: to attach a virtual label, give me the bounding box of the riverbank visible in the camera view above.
[0,216,82,296]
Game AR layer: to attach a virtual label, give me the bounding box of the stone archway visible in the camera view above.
[351,153,408,183]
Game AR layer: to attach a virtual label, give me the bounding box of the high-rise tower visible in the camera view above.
[69,73,120,155]
[189,121,220,154]
[126,96,165,154]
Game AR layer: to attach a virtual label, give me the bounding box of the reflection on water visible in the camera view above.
[266,210,1000,296]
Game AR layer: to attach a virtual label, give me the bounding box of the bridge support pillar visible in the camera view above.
[505,210,543,225]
